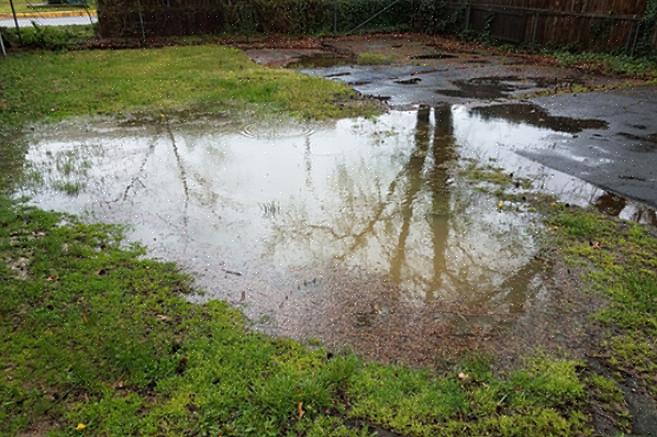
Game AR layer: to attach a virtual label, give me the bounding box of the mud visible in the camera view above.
[17,104,655,365]
[287,53,356,68]
[411,52,457,60]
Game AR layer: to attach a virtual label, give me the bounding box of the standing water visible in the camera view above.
[17,105,654,363]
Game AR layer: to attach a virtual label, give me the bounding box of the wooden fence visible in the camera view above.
[446,0,651,53]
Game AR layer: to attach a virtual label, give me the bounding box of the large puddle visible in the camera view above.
[17,104,656,364]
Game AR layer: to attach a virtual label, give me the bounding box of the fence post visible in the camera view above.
[628,21,640,56]
[464,1,471,33]
[0,29,6,57]
[136,0,146,42]
[8,0,21,45]
[410,0,414,31]
[333,0,337,34]
[531,12,539,45]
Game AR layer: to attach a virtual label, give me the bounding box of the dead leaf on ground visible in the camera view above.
[297,401,304,419]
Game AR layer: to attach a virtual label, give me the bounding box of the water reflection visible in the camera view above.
[17,105,655,364]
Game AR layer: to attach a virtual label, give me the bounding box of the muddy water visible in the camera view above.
[17,105,655,364]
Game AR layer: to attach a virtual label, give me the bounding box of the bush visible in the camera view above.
[1,23,95,50]
[97,0,414,37]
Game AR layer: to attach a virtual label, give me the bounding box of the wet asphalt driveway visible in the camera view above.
[528,88,657,208]
[298,61,657,208]
[306,66,657,207]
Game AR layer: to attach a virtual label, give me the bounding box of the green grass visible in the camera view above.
[549,207,657,398]
[2,44,370,121]
[553,51,657,79]
[0,0,95,14]
[0,199,593,436]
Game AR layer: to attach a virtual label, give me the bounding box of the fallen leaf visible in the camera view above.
[75,423,87,431]
[297,401,304,419]
[156,314,171,322]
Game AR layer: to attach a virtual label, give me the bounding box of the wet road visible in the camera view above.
[303,64,657,208]
[0,15,95,28]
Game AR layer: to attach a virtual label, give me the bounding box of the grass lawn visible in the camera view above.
[1,44,656,435]
[1,44,368,121]
[0,0,95,15]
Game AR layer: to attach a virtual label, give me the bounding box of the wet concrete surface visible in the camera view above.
[17,105,655,365]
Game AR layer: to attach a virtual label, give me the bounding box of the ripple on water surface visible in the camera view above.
[17,105,655,364]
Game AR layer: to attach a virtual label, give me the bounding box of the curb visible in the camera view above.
[0,10,96,19]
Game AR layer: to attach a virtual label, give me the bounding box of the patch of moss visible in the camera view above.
[548,207,657,397]
[459,162,532,189]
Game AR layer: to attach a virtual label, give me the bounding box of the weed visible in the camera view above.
[356,52,394,65]
[52,180,83,195]
[459,161,532,190]
[553,51,657,79]
[1,24,95,50]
